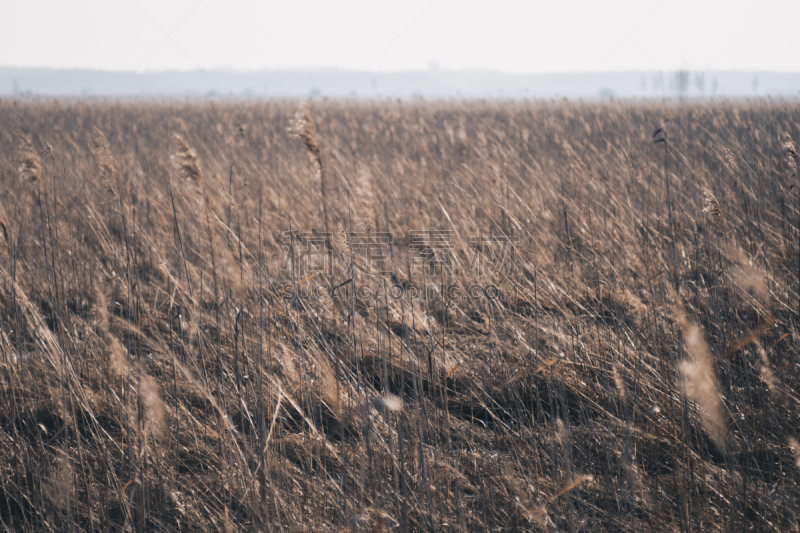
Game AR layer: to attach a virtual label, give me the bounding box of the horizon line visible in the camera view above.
[2,66,800,76]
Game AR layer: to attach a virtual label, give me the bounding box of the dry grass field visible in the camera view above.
[0,97,799,532]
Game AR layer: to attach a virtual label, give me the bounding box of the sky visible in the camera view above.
[2,0,799,74]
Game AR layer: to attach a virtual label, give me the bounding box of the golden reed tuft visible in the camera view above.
[671,292,729,451]
[16,132,41,183]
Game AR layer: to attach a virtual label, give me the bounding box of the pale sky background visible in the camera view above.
[1,0,798,74]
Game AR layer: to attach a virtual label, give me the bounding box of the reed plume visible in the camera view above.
[290,103,330,235]
[17,133,41,183]
[92,128,119,197]
[173,133,204,183]
[784,134,799,174]
[672,295,729,451]
[701,186,723,221]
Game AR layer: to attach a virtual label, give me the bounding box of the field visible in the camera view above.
[0,97,799,532]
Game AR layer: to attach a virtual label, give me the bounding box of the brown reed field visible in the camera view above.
[0,97,799,532]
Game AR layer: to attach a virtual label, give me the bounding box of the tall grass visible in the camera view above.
[0,98,798,531]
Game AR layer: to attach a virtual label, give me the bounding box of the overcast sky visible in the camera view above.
[2,0,798,74]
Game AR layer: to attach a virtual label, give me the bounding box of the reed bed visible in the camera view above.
[0,97,798,531]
